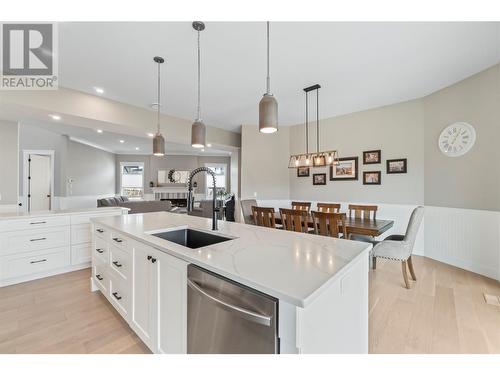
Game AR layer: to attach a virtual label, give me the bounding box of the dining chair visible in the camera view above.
[371,206,424,289]
[348,204,378,240]
[291,201,312,212]
[311,211,347,238]
[316,203,341,213]
[251,206,277,229]
[240,199,258,225]
[279,208,309,233]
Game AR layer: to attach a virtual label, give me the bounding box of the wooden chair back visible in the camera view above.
[348,204,378,220]
[279,208,309,233]
[311,211,347,238]
[251,206,276,228]
[291,201,311,212]
[241,199,258,224]
[316,203,341,213]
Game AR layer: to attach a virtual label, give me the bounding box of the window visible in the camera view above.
[205,164,227,199]
[120,162,144,198]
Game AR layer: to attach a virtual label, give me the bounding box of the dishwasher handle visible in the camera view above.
[187,279,272,327]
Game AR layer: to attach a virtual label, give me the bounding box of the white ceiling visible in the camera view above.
[58,22,500,132]
[24,120,231,156]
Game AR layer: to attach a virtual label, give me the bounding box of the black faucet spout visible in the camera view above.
[187,167,219,231]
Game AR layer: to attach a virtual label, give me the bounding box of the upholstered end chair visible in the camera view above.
[371,206,424,289]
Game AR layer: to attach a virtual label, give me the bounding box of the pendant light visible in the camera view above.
[152,56,165,156]
[191,21,206,148]
[259,21,278,133]
[288,84,339,168]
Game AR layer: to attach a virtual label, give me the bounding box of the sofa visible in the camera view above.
[97,196,172,214]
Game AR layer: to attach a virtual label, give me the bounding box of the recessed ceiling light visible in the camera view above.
[94,87,104,94]
[49,114,61,120]
[119,140,125,143]
[135,147,140,151]
[147,133,154,137]
[206,143,212,147]
[97,129,103,133]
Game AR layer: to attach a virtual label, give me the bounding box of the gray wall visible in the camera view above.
[424,64,500,211]
[66,141,116,196]
[289,99,425,205]
[0,120,19,205]
[115,154,231,196]
[241,125,290,200]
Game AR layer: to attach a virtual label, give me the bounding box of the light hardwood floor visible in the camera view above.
[0,255,499,354]
[370,255,500,353]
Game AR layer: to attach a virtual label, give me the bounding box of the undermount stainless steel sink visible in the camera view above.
[151,228,234,249]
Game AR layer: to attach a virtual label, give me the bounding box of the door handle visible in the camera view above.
[96,248,104,253]
[187,279,272,327]
[96,274,103,281]
[112,238,123,243]
[96,229,104,233]
[147,255,152,260]
[151,258,157,264]
[112,261,123,268]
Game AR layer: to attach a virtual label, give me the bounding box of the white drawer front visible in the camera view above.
[109,244,131,282]
[71,243,91,265]
[0,246,70,280]
[109,275,130,319]
[71,223,91,245]
[93,237,109,264]
[93,263,109,294]
[109,231,128,251]
[0,227,71,256]
[0,215,70,233]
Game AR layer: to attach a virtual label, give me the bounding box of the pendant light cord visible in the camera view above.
[197,29,201,120]
[316,88,319,153]
[157,61,161,134]
[266,21,270,95]
[305,91,309,154]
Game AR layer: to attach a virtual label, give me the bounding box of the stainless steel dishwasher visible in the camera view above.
[187,264,279,354]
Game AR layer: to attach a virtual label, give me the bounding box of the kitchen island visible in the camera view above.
[90,211,371,354]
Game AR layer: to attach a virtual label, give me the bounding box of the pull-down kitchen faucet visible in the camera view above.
[187,167,219,231]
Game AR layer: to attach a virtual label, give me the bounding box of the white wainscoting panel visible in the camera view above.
[424,206,500,281]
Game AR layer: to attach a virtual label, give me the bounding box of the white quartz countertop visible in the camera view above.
[92,212,371,307]
[0,206,128,220]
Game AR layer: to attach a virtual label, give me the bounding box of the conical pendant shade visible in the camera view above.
[259,93,278,133]
[191,119,206,148]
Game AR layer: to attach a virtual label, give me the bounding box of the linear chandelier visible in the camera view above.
[288,84,339,168]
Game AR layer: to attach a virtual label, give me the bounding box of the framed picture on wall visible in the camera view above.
[363,150,381,164]
[313,173,327,185]
[363,171,381,185]
[330,157,358,181]
[297,167,310,177]
[386,158,407,174]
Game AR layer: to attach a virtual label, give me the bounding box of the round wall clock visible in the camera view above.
[438,122,476,157]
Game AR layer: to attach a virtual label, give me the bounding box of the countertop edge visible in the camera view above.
[0,207,129,221]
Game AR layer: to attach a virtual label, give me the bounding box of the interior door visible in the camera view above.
[29,154,52,211]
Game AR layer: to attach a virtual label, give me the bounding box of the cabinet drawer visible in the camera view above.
[109,231,128,251]
[71,223,91,245]
[0,227,71,256]
[109,274,130,320]
[94,224,109,239]
[0,215,70,233]
[71,243,91,265]
[109,243,131,281]
[0,246,70,280]
[93,237,109,264]
[93,263,109,294]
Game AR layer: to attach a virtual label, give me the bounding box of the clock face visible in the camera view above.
[438,122,476,157]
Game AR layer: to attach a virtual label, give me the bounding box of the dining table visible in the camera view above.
[274,211,394,238]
